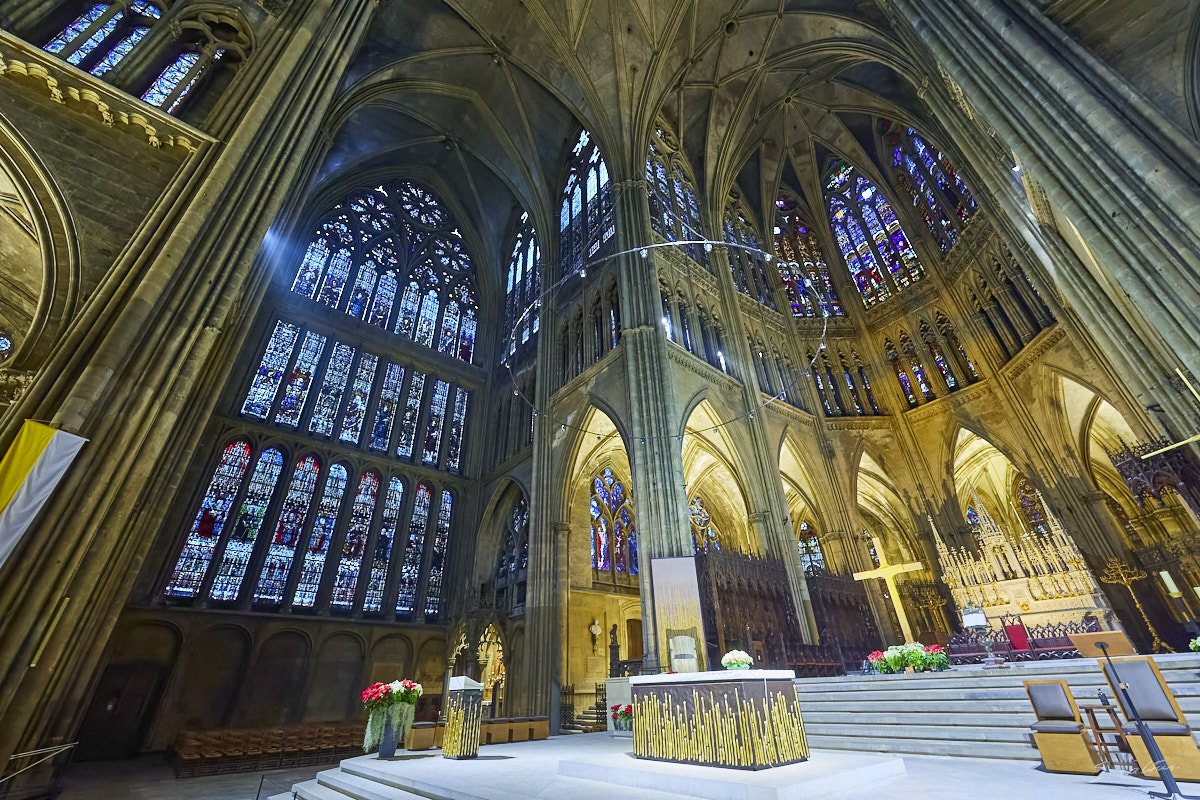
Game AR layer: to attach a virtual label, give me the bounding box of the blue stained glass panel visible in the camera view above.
[363,477,404,612]
[242,321,299,418]
[444,387,469,473]
[423,491,452,617]
[414,290,439,347]
[292,238,329,298]
[436,299,460,355]
[46,4,106,53]
[308,343,355,437]
[396,483,432,614]
[89,25,148,75]
[254,455,320,604]
[458,308,477,362]
[164,441,251,597]
[346,260,378,319]
[317,249,353,308]
[421,380,450,466]
[66,10,121,64]
[394,281,421,337]
[292,463,348,607]
[331,472,379,610]
[338,353,378,445]
[142,51,198,107]
[368,272,397,329]
[209,448,284,601]
[395,371,425,458]
[369,363,405,452]
[275,331,325,427]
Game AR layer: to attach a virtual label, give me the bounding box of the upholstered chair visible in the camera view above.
[1024,679,1099,775]
[1101,657,1200,781]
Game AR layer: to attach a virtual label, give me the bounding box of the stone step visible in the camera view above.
[293,779,351,800]
[806,721,1034,744]
[808,734,1039,760]
[317,768,429,800]
[267,793,296,800]
[804,710,1037,728]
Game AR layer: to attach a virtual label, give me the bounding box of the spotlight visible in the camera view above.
[704,242,713,252]
[640,249,648,258]
[580,268,587,278]
[1012,164,1022,173]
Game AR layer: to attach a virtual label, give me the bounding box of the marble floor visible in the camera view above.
[55,735,1196,800]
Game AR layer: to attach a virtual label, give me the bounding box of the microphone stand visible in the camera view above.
[1097,641,1197,799]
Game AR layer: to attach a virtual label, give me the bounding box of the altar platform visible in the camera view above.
[271,732,1187,800]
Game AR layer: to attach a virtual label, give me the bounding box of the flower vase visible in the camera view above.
[378,718,398,759]
[729,664,751,670]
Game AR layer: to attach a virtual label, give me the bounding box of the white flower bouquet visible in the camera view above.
[721,649,753,670]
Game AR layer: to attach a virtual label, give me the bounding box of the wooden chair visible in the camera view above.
[405,721,437,750]
[1023,680,1099,775]
[1101,656,1200,781]
[529,716,549,741]
[481,718,510,744]
[509,717,531,743]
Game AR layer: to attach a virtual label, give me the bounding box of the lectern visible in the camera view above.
[442,676,484,759]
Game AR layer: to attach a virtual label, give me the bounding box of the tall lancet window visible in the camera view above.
[724,194,775,309]
[590,468,638,579]
[774,193,843,317]
[560,129,614,279]
[44,1,161,75]
[826,161,924,308]
[890,126,976,253]
[1014,478,1049,536]
[797,521,825,573]
[646,126,707,269]
[289,181,479,363]
[503,214,540,364]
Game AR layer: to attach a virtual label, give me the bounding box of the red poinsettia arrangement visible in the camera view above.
[610,704,633,722]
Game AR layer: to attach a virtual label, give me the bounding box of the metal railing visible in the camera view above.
[1,742,76,785]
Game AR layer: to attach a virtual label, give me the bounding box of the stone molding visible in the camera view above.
[999,324,1066,381]
[0,32,214,153]
[665,341,741,392]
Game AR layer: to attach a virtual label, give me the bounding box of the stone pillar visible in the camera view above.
[0,0,376,768]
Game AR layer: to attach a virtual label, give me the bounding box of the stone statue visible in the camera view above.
[589,618,602,655]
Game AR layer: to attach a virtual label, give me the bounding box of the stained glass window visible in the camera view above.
[338,354,378,444]
[254,455,320,604]
[275,331,325,427]
[288,181,478,363]
[886,339,918,408]
[308,342,355,437]
[646,130,707,268]
[66,9,121,65]
[854,352,879,414]
[966,506,980,528]
[826,161,924,308]
[422,380,450,466]
[142,51,200,108]
[292,463,348,607]
[242,321,299,418]
[797,521,825,572]
[0,332,11,360]
[424,491,452,617]
[724,200,775,309]
[938,313,980,381]
[363,477,404,612]
[928,338,958,390]
[503,217,540,364]
[1015,478,1049,536]
[560,129,615,279]
[164,441,251,597]
[209,448,284,601]
[901,334,936,401]
[45,4,108,55]
[774,194,843,317]
[396,483,432,615]
[841,356,865,414]
[590,469,637,577]
[89,24,150,76]
[445,388,469,473]
[331,472,380,610]
[396,371,426,459]
[811,352,835,416]
[891,127,976,254]
[690,495,719,552]
[369,363,405,452]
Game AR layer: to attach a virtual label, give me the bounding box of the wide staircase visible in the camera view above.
[796,652,1200,760]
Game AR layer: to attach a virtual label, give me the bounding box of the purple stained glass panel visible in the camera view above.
[254,455,320,604]
[369,363,405,452]
[363,477,404,612]
[209,448,284,601]
[338,353,378,445]
[395,371,425,459]
[308,343,355,437]
[423,491,452,617]
[421,380,450,466]
[164,441,250,597]
[275,331,325,427]
[142,51,198,107]
[331,472,379,610]
[241,321,299,418]
[396,483,432,614]
[292,463,348,607]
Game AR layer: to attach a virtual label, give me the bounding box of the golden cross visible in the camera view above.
[1142,368,1200,458]
[853,536,923,643]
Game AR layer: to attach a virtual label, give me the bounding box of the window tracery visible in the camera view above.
[44,0,161,76]
[1015,478,1049,536]
[503,214,540,365]
[591,468,637,579]
[797,521,825,573]
[290,181,478,363]
[889,126,977,254]
[826,161,924,308]
[774,193,842,317]
[690,495,720,552]
[560,129,614,279]
[724,194,775,309]
[647,128,707,269]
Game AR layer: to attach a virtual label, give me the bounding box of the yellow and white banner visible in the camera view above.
[0,420,88,569]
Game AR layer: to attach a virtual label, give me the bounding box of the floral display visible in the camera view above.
[361,679,423,753]
[866,643,950,674]
[610,704,633,723]
[1190,637,1200,653]
[721,649,754,670]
